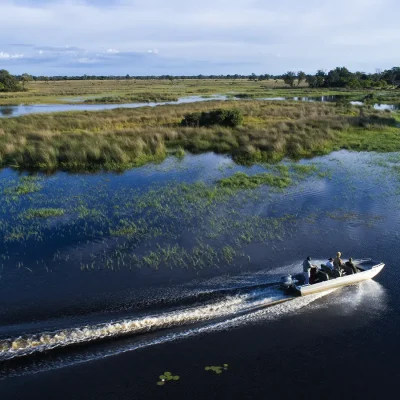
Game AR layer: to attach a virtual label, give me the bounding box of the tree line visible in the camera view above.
[1,67,399,93]
[282,67,400,88]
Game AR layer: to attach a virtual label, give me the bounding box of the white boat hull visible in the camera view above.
[295,262,384,296]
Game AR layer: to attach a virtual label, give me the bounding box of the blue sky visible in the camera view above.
[1,0,399,76]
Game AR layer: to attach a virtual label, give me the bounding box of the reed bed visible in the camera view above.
[1,100,397,172]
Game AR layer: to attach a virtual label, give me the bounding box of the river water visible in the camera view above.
[0,151,399,399]
[0,95,398,117]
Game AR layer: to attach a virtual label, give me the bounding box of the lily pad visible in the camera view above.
[156,371,180,386]
[205,364,229,374]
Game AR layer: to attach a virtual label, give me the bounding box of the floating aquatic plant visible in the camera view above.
[157,371,180,386]
[205,364,229,374]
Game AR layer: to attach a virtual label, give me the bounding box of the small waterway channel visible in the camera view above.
[0,94,398,118]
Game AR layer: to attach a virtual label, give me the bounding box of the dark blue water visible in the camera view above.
[0,151,399,399]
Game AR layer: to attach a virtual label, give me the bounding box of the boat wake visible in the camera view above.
[0,267,341,379]
[0,285,290,362]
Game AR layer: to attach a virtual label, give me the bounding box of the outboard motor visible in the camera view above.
[280,274,294,290]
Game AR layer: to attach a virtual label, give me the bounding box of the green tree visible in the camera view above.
[315,70,326,87]
[385,68,399,86]
[325,67,352,87]
[297,71,306,86]
[21,73,33,89]
[249,73,257,81]
[306,75,317,88]
[282,71,296,87]
[0,69,22,92]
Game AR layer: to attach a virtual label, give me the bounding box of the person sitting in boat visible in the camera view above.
[325,257,334,271]
[303,256,317,285]
[320,257,335,277]
[333,252,344,277]
[344,257,357,274]
[334,252,344,269]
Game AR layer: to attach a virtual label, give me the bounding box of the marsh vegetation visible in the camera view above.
[1,151,397,277]
[0,99,398,172]
[1,76,399,106]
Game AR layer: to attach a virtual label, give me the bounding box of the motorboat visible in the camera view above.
[280,259,384,296]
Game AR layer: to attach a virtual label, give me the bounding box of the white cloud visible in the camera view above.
[0,0,398,74]
[0,51,24,59]
[77,57,99,64]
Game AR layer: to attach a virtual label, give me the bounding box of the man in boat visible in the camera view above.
[320,257,335,277]
[333,252,345,277]
[344,257,357,274]
[325,257,334,271]
[303,256,317,285]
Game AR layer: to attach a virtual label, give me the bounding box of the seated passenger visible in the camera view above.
[344,257,357,274]
[325,257,334,271]
[333,252,344,270]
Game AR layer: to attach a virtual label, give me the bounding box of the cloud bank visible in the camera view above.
[0,0,398,75]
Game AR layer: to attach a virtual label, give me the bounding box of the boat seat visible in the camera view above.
[316,270,329,282]
[320,264,335,279]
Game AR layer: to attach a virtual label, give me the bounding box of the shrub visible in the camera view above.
[181,112,202,127]
[181,109,243,128]
[0,69,22,92]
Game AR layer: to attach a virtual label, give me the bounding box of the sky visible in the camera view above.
[0,0,399,76]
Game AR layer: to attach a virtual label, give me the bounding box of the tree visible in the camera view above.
[0,69,22,92]
[315,70,326,87]
[249,73,257,81]
[385,67,400,86]
[297,71,306,86]
[324,67,352,87]
[306,75,318,88]
[21,73,33,89]
[282,71,296,87]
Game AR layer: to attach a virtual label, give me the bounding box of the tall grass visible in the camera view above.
[0,100,398,171]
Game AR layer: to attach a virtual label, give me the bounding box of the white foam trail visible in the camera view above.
[308,279,388,316]
[0,287,336,380]
[0,287,286,361]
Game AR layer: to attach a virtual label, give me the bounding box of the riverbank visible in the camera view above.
[0,100,398,171]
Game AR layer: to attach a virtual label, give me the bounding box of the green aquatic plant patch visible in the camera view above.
[157,371,180,386]
[205,364,229,374]
[218,171,292,190]
[23,208,65,219]
[4,176,42,195]
[0,154,389,274]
